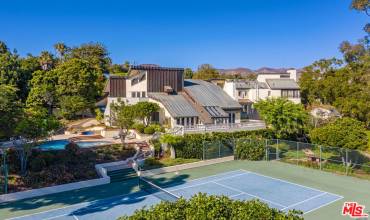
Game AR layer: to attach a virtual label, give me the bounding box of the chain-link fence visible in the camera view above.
[197,138,370,179]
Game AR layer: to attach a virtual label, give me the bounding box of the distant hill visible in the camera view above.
[217,67,255,77]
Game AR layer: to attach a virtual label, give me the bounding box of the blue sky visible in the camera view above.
[0,0,368,70]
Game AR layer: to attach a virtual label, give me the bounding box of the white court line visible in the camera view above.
[303,195,344,214]
[229,192,245,198]
[169,172,249,192]
[8,170,249,220]
[163,169,247,187]
[212,181,287,209]
[240,169,342,198]
[280,192,327,211]
[6,191,147,220]
[73,215,79,220]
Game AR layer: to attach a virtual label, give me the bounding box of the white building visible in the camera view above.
[223,69,301,119]
[102,66,265,133]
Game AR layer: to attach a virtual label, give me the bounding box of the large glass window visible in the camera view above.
[281,90,300,98]
[131,92,136,98]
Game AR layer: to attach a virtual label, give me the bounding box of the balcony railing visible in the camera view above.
[171,120,266,135]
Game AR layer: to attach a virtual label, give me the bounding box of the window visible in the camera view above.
[136,92,140,97]
[176,118,181,125]
[268,91,271,96]
[281,90,300,98]
[142,91,146,97]
[131,92,136,98]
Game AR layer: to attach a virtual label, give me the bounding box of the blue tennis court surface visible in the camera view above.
[8,169,343,220]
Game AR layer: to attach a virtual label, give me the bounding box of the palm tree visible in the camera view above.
[39,51,54,71]
[54,43,68,61]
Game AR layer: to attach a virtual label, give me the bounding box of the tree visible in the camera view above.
[38,51,55,71]
[0,85,22,140]
[59,96,91,120]
[254,98,308,139]
[192,64,220,80]
[159,134,183,158]
[184,68,194,79]
[26,70,58,114]
[54,42,69,61]
[55,58,101,102]
[310,117,368,150]
[14,107,60,174]
[135,102,160,126]
[68,42,111,74]
[119,193,303,220]
[110,100,137,146]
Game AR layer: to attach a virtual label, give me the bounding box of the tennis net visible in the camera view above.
[139,177,180,202]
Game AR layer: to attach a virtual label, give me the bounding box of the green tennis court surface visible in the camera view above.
[1,161,369,220]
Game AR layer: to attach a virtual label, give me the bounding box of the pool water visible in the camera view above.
[37,140,112,150]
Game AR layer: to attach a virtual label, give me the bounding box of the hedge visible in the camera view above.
[118,193,303,220]
[235,139,265,160]
[173,130,273,159]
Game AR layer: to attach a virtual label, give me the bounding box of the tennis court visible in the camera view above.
[8,169,343,220]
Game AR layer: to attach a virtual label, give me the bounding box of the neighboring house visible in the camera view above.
[103,66,264,133]
[223,69,301,119]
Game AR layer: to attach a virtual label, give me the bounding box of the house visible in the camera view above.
[103,65,265,133]
[223,69,301,119]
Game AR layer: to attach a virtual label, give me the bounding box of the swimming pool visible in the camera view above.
[37,140,112,150]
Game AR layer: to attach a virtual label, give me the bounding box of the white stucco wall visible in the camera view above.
[126,73,148,98]
[223,81,237,100]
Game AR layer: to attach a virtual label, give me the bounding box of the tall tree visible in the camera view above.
[38,51,55,71]
[26,70,58,114]
[54,42,68,61]
[55,58,101,103]
[0,85,22,140]
[69,43,111,73]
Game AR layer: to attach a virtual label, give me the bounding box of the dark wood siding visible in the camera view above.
[109,77,126,97]
[145,68,184,92]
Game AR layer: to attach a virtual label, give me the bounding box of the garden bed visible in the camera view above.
[1,144,136,194]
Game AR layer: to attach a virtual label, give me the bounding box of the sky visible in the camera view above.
[0,0,368,70]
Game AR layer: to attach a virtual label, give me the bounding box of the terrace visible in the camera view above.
[171,120,266,135]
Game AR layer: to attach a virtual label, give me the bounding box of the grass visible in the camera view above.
[142,157,200,169]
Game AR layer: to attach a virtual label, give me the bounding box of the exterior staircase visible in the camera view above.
[107,168,137,183]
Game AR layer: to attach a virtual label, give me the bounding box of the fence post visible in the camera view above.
[202,141,205,160]
[345,149,349,176]
[218,140,221,158]
[296,142,299,166]
[319,145,322,171]
[276,139,279,160]
[265,139,268,161]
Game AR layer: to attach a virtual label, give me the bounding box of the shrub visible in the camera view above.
[132,123,145,133]
[30,157,46,172]
[144,126,155,134]
[235,139,265,160]
[118,193,303,220]
[310,117,368,150]
[65,142,80,156]
[362,162,370,174]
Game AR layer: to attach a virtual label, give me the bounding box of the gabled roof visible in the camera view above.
[148,93,199,118]
[265,79,299,89]
[184,79,242,109]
